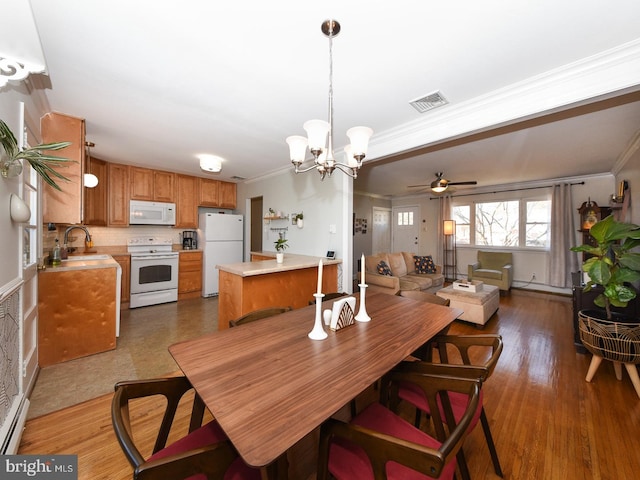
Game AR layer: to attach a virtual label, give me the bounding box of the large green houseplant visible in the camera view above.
[0,119,73,191]
[571,214,640,320]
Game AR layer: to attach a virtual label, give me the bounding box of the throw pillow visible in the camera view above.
[414,255,436,274]
[377,260,393,276]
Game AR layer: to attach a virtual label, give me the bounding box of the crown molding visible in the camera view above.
[367,38,640,162]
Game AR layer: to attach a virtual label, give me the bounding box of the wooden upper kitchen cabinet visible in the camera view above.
[108,162,130,226]
[199,179,237,209]
[219,181,237,209]
[130,166,175,203]
[41,112,85,224]
[198,178,219,206]
[84,156,108,226]
[178,251,203,300]
[175,174,199,228]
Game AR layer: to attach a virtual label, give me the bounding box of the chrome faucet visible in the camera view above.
[64,225,92,246]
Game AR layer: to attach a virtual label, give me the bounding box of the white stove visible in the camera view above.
[128,237,179,308]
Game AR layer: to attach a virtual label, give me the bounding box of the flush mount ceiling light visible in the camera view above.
[83,141,98,188]
[286,20,373,180]
[199,154,223,173]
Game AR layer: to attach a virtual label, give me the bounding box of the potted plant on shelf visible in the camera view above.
[274,238,288,264]
[0,119,73,191]
[294,212,304,228]
[570,214,640,321]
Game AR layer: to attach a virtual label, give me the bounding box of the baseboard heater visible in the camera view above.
[1,397,29,454]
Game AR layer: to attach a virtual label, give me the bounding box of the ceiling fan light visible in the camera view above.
[286,135,308,163]
[431,177,448,192]
[84,173,98,188]
[303,119,330,153]
[346,126,373,157]
[199,154,223,173]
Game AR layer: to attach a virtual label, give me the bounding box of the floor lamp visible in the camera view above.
[443,220,456,282]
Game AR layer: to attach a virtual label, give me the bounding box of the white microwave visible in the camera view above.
[129,200,176,226]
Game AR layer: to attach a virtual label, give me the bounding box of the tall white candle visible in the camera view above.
[361,254,365,285]
[317,260,323,294]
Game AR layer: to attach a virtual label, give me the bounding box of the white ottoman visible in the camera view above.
[436,284,500,326]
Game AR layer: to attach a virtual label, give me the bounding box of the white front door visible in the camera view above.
[392,205,420,253]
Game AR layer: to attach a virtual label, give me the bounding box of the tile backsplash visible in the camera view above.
[44,226,188,252]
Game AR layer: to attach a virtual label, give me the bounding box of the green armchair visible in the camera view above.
[468,251,513,291]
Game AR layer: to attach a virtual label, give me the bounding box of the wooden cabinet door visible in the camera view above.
[41,112,85,224]
[108,163,130,226]
[112,254,131,304]
[218,181,237,209]
[178,251,203,300]
[129,167,154,200]
[199,178,220,206]
[176,174,199,228]
[84,157,108,226]
[154,170,175,202]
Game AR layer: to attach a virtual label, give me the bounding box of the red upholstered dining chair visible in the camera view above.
[317,373,481,480]
[111,376,261,480]
[392,334,504,480]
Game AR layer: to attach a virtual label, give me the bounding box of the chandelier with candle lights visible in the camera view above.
[286,20,373,180]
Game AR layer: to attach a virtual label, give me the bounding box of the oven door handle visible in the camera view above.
[131,254,178,261]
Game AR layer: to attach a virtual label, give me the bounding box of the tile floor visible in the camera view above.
[27,296,218,419]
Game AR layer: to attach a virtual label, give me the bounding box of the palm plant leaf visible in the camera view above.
[1,119,74,191]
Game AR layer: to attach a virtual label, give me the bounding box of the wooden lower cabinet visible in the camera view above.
[112,254,131,306]
[178,251,203,300]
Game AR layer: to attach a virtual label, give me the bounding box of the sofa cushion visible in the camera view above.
[377,260,393,276]
[401,274,434,291]
[475,268,503,280]
[365,253,388,274]
[413,255,436,274]
[478,251,513,271]
[387,252,408,277]
[401,252,417,274]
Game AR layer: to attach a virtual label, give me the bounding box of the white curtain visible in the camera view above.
[549,183,580,287]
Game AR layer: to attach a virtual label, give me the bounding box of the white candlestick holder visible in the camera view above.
[308,293,328,340]
[355,284,371,322]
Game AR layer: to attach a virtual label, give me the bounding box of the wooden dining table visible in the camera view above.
[169,291,462,475]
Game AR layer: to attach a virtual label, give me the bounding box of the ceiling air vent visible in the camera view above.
[231,175,246,180]
[409,91,448,113]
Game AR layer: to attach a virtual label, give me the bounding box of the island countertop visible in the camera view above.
[217,253,341,277]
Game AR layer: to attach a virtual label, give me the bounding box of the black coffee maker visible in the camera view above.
[182,230,197,250]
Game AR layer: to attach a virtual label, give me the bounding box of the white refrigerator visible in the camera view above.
[199,213,244,297]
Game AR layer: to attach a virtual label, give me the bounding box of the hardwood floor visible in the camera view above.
[18,290,640,479]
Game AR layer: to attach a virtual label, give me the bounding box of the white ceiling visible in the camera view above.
[13,1,640,197]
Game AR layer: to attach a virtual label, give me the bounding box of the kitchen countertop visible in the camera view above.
[217,253,341,277]
[43,255,120,273]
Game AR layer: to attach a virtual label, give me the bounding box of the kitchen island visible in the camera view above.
[38,255,121,366]
[217,253,341,330]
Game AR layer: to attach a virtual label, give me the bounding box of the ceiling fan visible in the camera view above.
[408,172,477,193]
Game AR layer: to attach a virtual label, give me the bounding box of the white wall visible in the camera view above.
[237,168,353,292]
